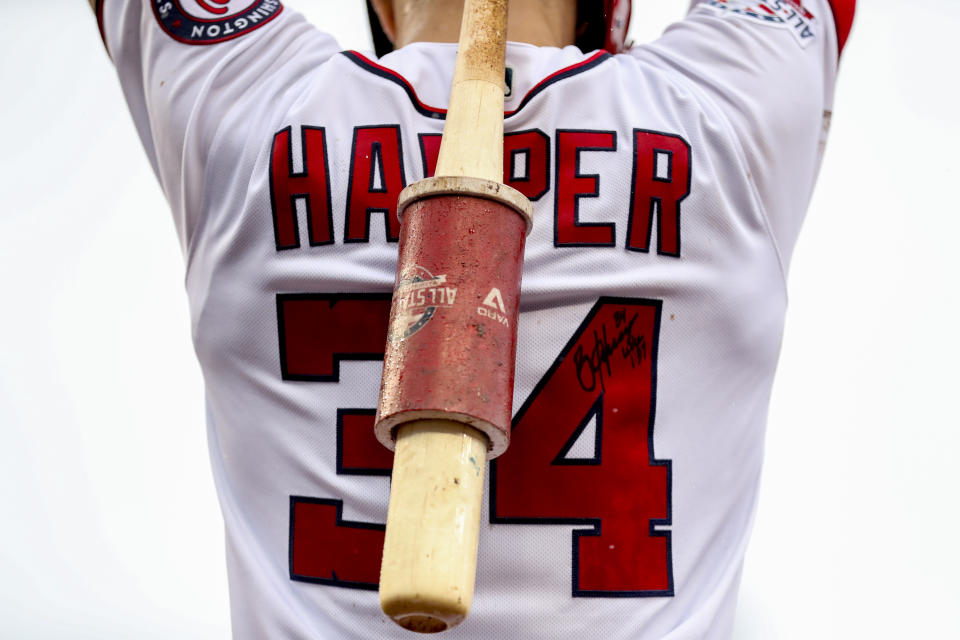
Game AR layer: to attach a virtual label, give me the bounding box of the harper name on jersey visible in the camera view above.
[269,116,690,255]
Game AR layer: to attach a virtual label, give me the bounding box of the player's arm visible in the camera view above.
[95,1,342,251]
[88,0,94,11]
[637,0,855,266]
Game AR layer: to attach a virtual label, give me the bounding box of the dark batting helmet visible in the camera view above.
[365,0,632,57]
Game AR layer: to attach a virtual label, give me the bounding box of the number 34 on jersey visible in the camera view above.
[282,296,673,598]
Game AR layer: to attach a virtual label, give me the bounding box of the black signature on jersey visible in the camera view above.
[573,309,647,392]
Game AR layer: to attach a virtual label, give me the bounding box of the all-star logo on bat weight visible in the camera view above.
[391,266,459,341]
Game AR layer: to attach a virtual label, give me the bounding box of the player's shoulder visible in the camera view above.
[680,0,854,58]
[96,0,340,65]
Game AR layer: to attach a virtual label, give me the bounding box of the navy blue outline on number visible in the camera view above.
[288,496,383,591]
[275,292,390,382]
[489,296,674,598]
[552,395,603,466]
[336,408,391,477]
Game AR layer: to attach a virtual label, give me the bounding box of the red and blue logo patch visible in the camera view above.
[702,0,818,48]
[152,0,284,45]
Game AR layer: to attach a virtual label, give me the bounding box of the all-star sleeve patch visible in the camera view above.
[152,0,284,45]
[700,0,818,48]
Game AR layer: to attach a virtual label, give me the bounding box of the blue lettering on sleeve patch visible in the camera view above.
[152,0,283,45]
[701,0,817,47]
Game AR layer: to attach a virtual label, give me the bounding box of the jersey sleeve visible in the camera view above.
[637,0,856,268]
[97,0,341,252]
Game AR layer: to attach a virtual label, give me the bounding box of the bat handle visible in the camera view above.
[379,420,489,633]
[377,0,512,632]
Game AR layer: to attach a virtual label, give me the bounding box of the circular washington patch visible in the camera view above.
[152,0,284,45]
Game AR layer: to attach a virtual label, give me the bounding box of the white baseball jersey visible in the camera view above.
[98,0,854,637]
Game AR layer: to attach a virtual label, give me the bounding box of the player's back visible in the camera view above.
[97,1,853,637]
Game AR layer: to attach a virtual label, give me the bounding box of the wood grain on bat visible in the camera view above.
[377,0,524,633]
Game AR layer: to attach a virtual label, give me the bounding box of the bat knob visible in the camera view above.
[381,596,465,634]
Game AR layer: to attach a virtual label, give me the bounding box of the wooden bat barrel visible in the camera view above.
[374,0,532,632]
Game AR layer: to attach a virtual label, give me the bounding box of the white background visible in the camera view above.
[1,1,957,637]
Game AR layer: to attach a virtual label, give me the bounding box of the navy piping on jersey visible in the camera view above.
[341,50,611,121]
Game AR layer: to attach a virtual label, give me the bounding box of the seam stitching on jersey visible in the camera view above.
[636,51,790,295]
[180,26,274,261]
[719,114,790,294]
[181,13,311,263]
[716,109,790,295]
[202,409,323,635]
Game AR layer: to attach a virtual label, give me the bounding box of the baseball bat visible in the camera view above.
[374,0,532,632]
